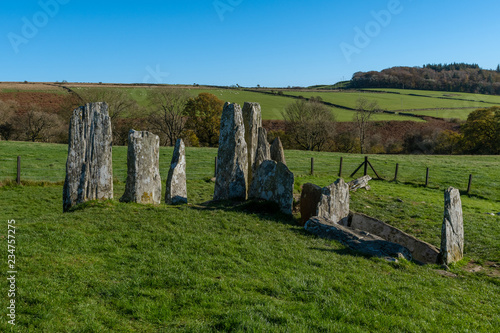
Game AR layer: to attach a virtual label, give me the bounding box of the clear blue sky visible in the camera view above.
[1,0,499,87]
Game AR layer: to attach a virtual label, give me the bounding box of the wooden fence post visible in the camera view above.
[16,156,21,185]
[339,157,343,178]
[364,156,368,176]
[467,174,472,194]
[394,163,399,181]
[425,168,429,187]
[214,156,218,177]
[311,158,314,175]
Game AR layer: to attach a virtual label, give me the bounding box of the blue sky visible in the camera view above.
[1,0,499,87]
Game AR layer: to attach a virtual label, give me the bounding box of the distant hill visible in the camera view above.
[349,63,500,95]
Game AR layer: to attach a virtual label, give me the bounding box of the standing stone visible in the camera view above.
[120,130,161,204]
[252,127,270,177]
[63,102,113,212]
[270,137,287,165]
[300,183,322,226]
[440,187,464,265]
[214,103,248,201]
[243,102,262,187]
[249,160,294,215]
[317,178,350,225]
[166,138,187,205]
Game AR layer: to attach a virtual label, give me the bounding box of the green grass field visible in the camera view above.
[1,141,499,331]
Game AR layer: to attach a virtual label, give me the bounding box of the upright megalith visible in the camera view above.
[270,137,286,165]
[249,160,294,215]
[300,183,322,226]
[166,138,187,205]
[252,127,270,176]
[242,102,262,186]
[440,187,464,265]
[63,102,113,212]
[214,102,248,201]
[120,130,161,204]
[317,178,350,225]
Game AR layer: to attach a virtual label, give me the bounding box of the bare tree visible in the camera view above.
[147,88,189,146]
[13,105,63,142]
[281,100,336,151]
[354,97,380,154]
[0,100,18,140]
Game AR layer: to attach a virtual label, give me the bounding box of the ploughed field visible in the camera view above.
[1,141,499,332]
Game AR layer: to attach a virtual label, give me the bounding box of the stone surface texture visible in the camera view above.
[214,103,248,201]
[350,213,440,264]
[440,187,464,265]
[316,178,350,225]
[300,183,323,226]
[348,175,372,192]
[63,102,113,212]
[249,160,294,215]
[242,102,262,187]
[166,138,187,205]
[305,217,412,261]
[270,137,287,165]
[252,127,270,176]
[120,130,161,204]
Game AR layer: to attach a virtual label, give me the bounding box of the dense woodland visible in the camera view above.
[350,63,500,95]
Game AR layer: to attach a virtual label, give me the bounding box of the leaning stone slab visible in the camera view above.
[249,160,294,215]
[300,183,322,226]
[317,178,350,225]
[214,103,248,201]
[270,137,286,165]
[350,213,440,264]
[252,127,270,177]
[166,138,187,205]
[305,217,412,261]
[120,130,161,204]
[63,102,113,212]
[440,187,464,265]
[243,102,262,187]
[348,175,372,192]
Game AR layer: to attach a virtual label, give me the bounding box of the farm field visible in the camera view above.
[1,141,499,331]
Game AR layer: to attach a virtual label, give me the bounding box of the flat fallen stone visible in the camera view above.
[120,130,161,204]
[214,102,248,201]
[348,175,372,192]
[63,102,113,212]
[166,138,187,205]
[440,187,464,265]
[305,216,412,261]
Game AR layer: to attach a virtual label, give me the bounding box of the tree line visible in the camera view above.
[350,63,500,95]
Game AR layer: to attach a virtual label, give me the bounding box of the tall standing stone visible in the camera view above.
[316,178,350,225]
[63,102,113,212]
[243,102,262,187]
[214,102,248,201]
[252,127,270,177]
[120,130,161,204]
[300,183,322,226]
[249,160,294,215]
[440,187,464,265]
[166,138,187,205]
[270,137,287,165]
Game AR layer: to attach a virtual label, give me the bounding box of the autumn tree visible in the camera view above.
[461,106,500,154]
[281,99,336,151]
[184,93,224,147]
[354,97,380,154]
[147,88,189,146]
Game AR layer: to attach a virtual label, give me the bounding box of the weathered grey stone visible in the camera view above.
[270,137,287,165]
[348,175,372,192]
[166,138,187,205]
[252,127,270,177]
[317,178,350,225]
[440,187,464,265]
[305,217,412,261]
[300,183,322,226]
[120,130,161,204]
[214,103,248,201]
[243,102,262,187]
[350,213,440,264]
[249,160,294,215]
[63,102,113,212]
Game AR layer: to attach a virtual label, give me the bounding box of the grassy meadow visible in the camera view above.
[1,141,499,332]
